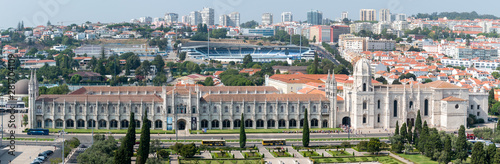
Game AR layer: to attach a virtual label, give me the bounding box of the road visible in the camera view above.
[311,44,340,65]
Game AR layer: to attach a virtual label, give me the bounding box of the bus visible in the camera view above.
[201,140,226,146]
[27,129,49,135]
[262,139,286,146]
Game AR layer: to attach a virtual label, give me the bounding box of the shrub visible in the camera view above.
[336,158,344,162]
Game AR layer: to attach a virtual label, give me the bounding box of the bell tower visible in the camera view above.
[326,70,338,128]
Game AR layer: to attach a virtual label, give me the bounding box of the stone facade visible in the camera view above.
[28,59,488,130]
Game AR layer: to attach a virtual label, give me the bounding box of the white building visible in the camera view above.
[200,7,215,26]
[165,13,179,23]
[262,13,273,25]
[281,12,293,22]
[379,9,391,22]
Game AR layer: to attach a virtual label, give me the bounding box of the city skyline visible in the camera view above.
[2,0,500,28]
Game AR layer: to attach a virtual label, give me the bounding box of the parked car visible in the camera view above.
[32,158,43,163]
[29,161,40,164]
[36,156,46,162]
[43,150,54,156]
[37,153,47,158]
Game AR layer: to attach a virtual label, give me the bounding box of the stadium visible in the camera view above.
[180,42,315,63]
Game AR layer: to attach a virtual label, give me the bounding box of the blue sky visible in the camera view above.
[1,0,498,28]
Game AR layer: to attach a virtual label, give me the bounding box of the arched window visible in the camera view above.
[145,107,149,114]
[256,120,264,128]
[245,120,253,128]
[312,106,316,112]
[280,106,284,113]
[213,106,217,113]
[123,106,127,113]
[267,120,275,127]
[377,100,381,109]
[99,120,107,128]
[66,119,74,127]
[311,119,318,127]
[201,120,208,128]
[424,99,429,116]
[155,120,162,129]
[269,106,273,113]
[363,101,367,109]
[300,119,304,127]
[55,119,64,128]
[135,120,141,128]
[235,106,240,113]
[168,106,172,113]
[110,120,118,128]
[291,106,295,113]
[211,120,219,128]
[394,100,398,117]
[322,120,328,128]
[57,106,61,113]
[157,107,161,113]
[247,106,251,113]
[192,106,196,114]
[121,120,129,128]
[203,106,206,113]
[363,83,367,91]
[233,120,241,128]
[224,106,228,113]
[77,120,85,128]
[258,106,262,113]
[289,119,297,127]
[302,106,306,113]
[90,106,94,113]
[79,106,83,113]
[409,101,413,109]
[135,107,138,113]
[363,114,367,123]
[278,119,286,128]
[68,106,72,113]
[87,119,96,128]
[222,120,231,128]
[112,106,116,113]
[101,107,105,113]
[377,114,380,123]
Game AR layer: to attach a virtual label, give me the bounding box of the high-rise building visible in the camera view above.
[229,12,240,27]
[379,9,390,22]
[219,14,230,26]
[189,11,202,25]
[181,15,189,24]
[307,10,323,25]
[360,9,376,21]
[165,13,179,23]
[394,13,407,21]
[139,16,152,24]
[281,12,293,22]
[262,13,273,25]
[200,7,215,26]
[341,11,349,20]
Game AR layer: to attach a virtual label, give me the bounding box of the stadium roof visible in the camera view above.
[181,41,310,49]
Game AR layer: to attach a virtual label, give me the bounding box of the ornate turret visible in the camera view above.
[353,58,372,92]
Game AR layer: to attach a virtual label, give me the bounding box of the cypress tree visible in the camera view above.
[456,125,468,162]
[444,135,452,162]
[471,142,486,164]
[395,121,399,135]
[115,112,136,164]
[486,143,497,164]
[302,108,309,147]
[495,148,500,163]
[407,123,413,143]
[400,123,407,143]
[417,121,429,154]
[497,120,500,130]
[415,110,422,134]
[137,113,150,164]
[239,113,246,148]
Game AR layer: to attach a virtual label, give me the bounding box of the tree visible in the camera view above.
[137,113,151,164]
[395,121,399,135]
[367,138,381,154]
[151,55,165,74]
[414,110,422,146]
[417,121,429,154]
[407,123,413,143]
[70,74,82,84]
[486,143,497,164]
[179,143,198,158]
[390,135,404,153]
[443,135,452,163]
[204,77,214,86]
[178,52,187,61]
[400,123,407,143]
[495,148,500,164]
[157,149,170,159]
[114,147,128,164]
[471,142,486,164]
[375,76,388,84]
[125,112,136,163]
[456,125,468,162]
[243,54,253,68]
[392,79,402,84]
[302,108,309,147]
[239,113,246,148]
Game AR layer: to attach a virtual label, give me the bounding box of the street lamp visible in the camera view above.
[61,129,66,164]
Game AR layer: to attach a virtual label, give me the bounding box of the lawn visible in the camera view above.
[243,152,261,159]
[211,152,233,159]
[397,153,438,164]
[300,150,321,157]
[271,151,292,157]
[45,128,175,134]
[180,159,262,164]
[2,137,54,141]
[327,150,351,156]
[313,156,403,164]
[191,128,341,134]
